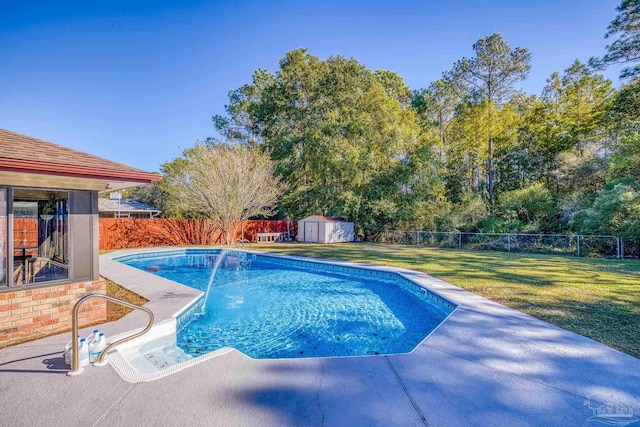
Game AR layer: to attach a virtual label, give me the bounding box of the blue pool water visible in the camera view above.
[118,250,454,359]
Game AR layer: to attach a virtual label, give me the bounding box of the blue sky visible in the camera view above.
[0,0,625,172]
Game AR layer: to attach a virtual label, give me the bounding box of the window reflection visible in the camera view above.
[13,189,68,285]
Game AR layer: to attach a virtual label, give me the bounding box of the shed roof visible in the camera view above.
[98,198,161,213]
[298,215,350,223]
[0,128,161,191]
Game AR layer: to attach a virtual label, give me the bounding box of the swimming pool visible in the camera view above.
[116,249,456,360]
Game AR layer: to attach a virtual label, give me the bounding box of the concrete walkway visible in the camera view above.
[1,247,638,427]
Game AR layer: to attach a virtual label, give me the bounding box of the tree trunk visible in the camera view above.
[488,133,494,213]
[221,219,235,245]
[487,102,494,213]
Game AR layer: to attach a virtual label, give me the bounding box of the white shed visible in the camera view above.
[297,216,354,243]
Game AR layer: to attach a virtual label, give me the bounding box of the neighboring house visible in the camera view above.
[297,215,354,243]
[0,128,160,346]
[99,197,161,218]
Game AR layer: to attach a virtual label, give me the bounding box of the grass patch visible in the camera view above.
[255,242,640,359]
[105,278,148,322]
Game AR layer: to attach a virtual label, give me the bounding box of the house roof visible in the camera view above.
[0,128,161,191]
[298,215,350,223]
[98,198,161,213]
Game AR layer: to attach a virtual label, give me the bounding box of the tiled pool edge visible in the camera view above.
[175,296,204,333]
[112,248,459,312]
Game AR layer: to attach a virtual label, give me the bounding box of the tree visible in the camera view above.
[412,79,458,159]
[495,94,553,192]
[444,33,531,211]
[126,179,171,217]
[397,142,450,231]
[163,141,287,243]
[445,101,489,201]
[557,61,615,154]
[590,0,640,80]
[611,79,640,131]
[447,98,520,201]
[215,48,433,239]
[610,133,640,179]
[374,70,412,107]
[213,69,275,145]
[534,63,615,198]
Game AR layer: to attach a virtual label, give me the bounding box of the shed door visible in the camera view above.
[304,222,319,242]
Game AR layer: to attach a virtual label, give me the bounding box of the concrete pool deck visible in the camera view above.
[1,247,638,426]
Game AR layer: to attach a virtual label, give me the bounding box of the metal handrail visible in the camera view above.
[67,293,154,376]
[235,238,251,248]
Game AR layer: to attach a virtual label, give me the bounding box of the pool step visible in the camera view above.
[115,334,193,374]
[109,335,234,382]
[142,343,193,370]
[105,319,235,382]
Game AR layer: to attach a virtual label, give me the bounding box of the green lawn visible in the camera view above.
[254,242,640,359]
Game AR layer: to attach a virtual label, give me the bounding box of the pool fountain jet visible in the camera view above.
[199,249,229,315]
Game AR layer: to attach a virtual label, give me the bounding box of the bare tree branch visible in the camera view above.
[166,142,287,243]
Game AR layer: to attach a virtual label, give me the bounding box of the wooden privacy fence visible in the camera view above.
[99,218,296,251]
[13,218,38,255]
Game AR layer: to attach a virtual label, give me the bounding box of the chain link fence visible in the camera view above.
[378,231,640,259]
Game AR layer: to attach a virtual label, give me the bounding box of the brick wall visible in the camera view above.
[0,279,107,347]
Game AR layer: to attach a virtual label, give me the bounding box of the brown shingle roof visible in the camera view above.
[0,128,145,173]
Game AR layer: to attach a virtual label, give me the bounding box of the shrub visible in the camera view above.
[499,183,554,231]
[450,191,489,231]
[570,178,640,237]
